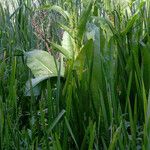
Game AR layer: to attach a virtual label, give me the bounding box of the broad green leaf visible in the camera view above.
[25,50,64,96]
[51,31,74,59]
[92,16,113,41]
[25,82,40,96]
[25,75,50,96]
[51,42,73,59]
[86,23,100,56]
[86,23,102,89]
[25,50,61,77]
[74,39,94,78]
[58,23,74,38]
[61,31,74,58]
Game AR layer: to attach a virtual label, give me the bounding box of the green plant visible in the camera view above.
[1,0,150,149]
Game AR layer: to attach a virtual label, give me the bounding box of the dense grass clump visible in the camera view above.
[0,0,150,149]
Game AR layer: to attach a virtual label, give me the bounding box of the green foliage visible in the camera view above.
[1,0,150,149]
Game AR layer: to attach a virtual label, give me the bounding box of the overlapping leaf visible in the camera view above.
[25,50,64,95]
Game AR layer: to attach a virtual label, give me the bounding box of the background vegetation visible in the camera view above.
[0,0,150,149]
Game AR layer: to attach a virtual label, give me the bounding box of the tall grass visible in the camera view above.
[0,0,150,149]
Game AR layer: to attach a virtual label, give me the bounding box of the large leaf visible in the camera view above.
[51,31,74,59]
[75,23,102,84]
[61,31,74,58]
[25,75,50,96]
[74,39,94,77]
[25,50,64,96]
[85,23,103,109]
[92,16,113,41]
[86,23,102,86]
[25,50,63,77]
